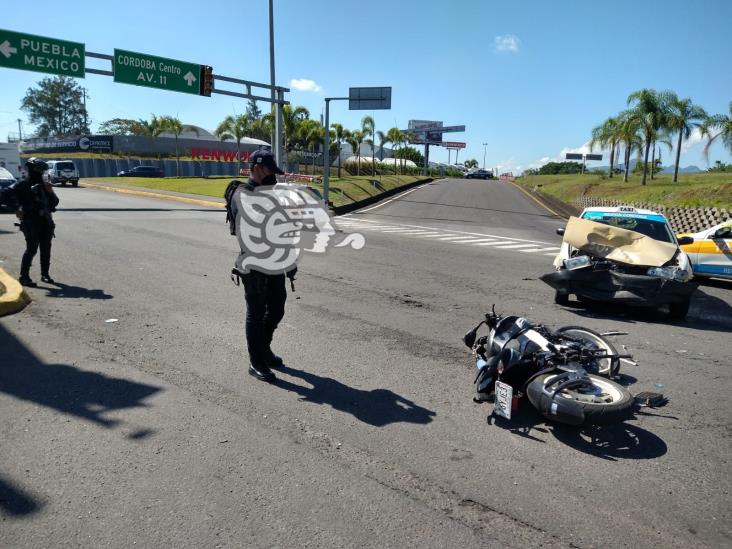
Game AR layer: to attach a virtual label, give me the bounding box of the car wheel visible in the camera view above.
[72,180,78,187]
[554,291,570,306]
[668,298,691,321]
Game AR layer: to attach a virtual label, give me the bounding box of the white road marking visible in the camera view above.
[520,247,560,253]
[493,243,543,249]
[358,183,433,213]
[474,241,519,246]
[456,238,500,244]
[437,236,479,241]
[419,233,458,238]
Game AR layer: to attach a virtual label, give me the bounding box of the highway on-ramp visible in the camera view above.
[1,178,730,547]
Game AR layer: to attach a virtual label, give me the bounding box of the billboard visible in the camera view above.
[407,120,442,145]
[19,135,114,153]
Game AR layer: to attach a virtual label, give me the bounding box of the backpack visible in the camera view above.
[224,179,245,235]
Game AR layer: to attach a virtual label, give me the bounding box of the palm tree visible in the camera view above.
[298,119,323,175]
[464,159,479,169]
[280,104,309,154]
[158,116,199,177]
[590,116,621,178]
[362,115,375,176]
[376,130,390,161]
[345,129,365,175]
[616,111,643,182]
[701,101,732,162]
[214,114,250,172]
[331,123,347,178]
[627,89,667,185]
[386,127,404,175]
[664,95,707,182]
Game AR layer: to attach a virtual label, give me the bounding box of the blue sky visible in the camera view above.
[1,0,731,172]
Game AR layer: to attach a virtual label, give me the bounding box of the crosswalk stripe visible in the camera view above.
[493,243,543,249]
[420,233,457,238]
[458,238,499,244]
[474,241,518,246]
[438,236,481,241]
[520,247,559,253]
[377,228,430,233]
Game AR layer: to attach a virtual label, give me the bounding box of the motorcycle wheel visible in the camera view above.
[527,373,634,426]
[556,326,618,377]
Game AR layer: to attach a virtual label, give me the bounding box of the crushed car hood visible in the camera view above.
[561,216,678,267]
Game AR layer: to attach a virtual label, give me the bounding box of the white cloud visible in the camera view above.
[494,34,521,53]
[681,127,703,153]
[289,78,322,93]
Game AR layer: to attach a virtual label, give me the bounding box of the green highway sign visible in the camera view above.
[0,29,85,77]
[113,49,202,95]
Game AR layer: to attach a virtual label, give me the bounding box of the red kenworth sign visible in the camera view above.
[191,148,251,162]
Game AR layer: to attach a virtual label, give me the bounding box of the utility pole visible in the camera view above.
[82,88,88,132]
[269,0,283,168]
[482,142,488,170]
[17,118,22,140]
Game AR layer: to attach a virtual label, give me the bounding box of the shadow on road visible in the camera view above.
[559,288,732,333]
[40,281,113,300]
[0,325,161,428]
[0,474,42,517]
[275,365,436,427]
[488,404,667,460]
[57,208,220,213]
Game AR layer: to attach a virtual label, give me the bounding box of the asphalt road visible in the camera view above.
[1,178,730,548]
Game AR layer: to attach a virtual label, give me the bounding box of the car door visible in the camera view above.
[697,225,732,278]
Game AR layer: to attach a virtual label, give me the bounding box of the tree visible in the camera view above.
[464,159,479,169]
[386,127,404,174]
[376,130,390,161]
[627,89,668,185]
[214,114,250,171]
[21,76,89,137]
[98,118,148,136]
[538,162,583,175]
[298,119,323,175]
[246,98,262,120]
[590,116,621,178]
[616,110,643,182]
[159,116,198,177]
[361,115,375,175]
[345,129,365,175]
[280,104,309,155]
[331,123,347,178]
[702,101,732,161]
[664,95,707,182]
[393,145,424,165]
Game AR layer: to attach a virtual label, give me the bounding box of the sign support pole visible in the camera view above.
[323,98,331,204]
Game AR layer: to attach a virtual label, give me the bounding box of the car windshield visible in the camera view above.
[57,162,74,170]
[581,213,675,243]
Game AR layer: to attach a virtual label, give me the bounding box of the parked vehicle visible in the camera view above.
[0,166,17,211]
[117,165,164,177]
[465,169,493,179]
[542,206,697,319]
[47,160,80,186]
[0,142,22,180]
[463,306,637,426]
[678,221,732,280]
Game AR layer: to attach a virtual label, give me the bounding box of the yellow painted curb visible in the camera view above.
[0,267,32,316]
[508,180,567,220]
[79,182,224,209]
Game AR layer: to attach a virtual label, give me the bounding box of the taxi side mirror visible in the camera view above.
[556,227,565,236]
[677,236,694,246]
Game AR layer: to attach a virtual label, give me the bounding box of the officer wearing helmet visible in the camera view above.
[10,157,59,287]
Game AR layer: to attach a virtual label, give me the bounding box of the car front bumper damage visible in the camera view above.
[540,267,698,306]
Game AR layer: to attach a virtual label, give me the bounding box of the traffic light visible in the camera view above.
[200,65,213,97]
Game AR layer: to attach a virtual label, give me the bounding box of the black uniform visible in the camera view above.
[11,171,58,282]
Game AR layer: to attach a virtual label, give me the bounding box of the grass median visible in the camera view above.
[515,172,732,209]
[82,174,425,208]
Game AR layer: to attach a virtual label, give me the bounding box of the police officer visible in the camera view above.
[12,157,59,287]
[228,149,294,383]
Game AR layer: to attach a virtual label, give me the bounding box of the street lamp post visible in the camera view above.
[482,142,488,170]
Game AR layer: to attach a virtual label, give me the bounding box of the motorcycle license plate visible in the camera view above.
[494,381,513,420]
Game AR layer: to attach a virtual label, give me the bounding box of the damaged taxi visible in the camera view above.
[541,207,698,320]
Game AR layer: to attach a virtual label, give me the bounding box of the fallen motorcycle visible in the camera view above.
[463,306,637,426]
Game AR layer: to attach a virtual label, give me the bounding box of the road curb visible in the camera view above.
[508,180,577,220]
[0,267,32,317]
[333,178,434,215]
[79,182,224,209]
